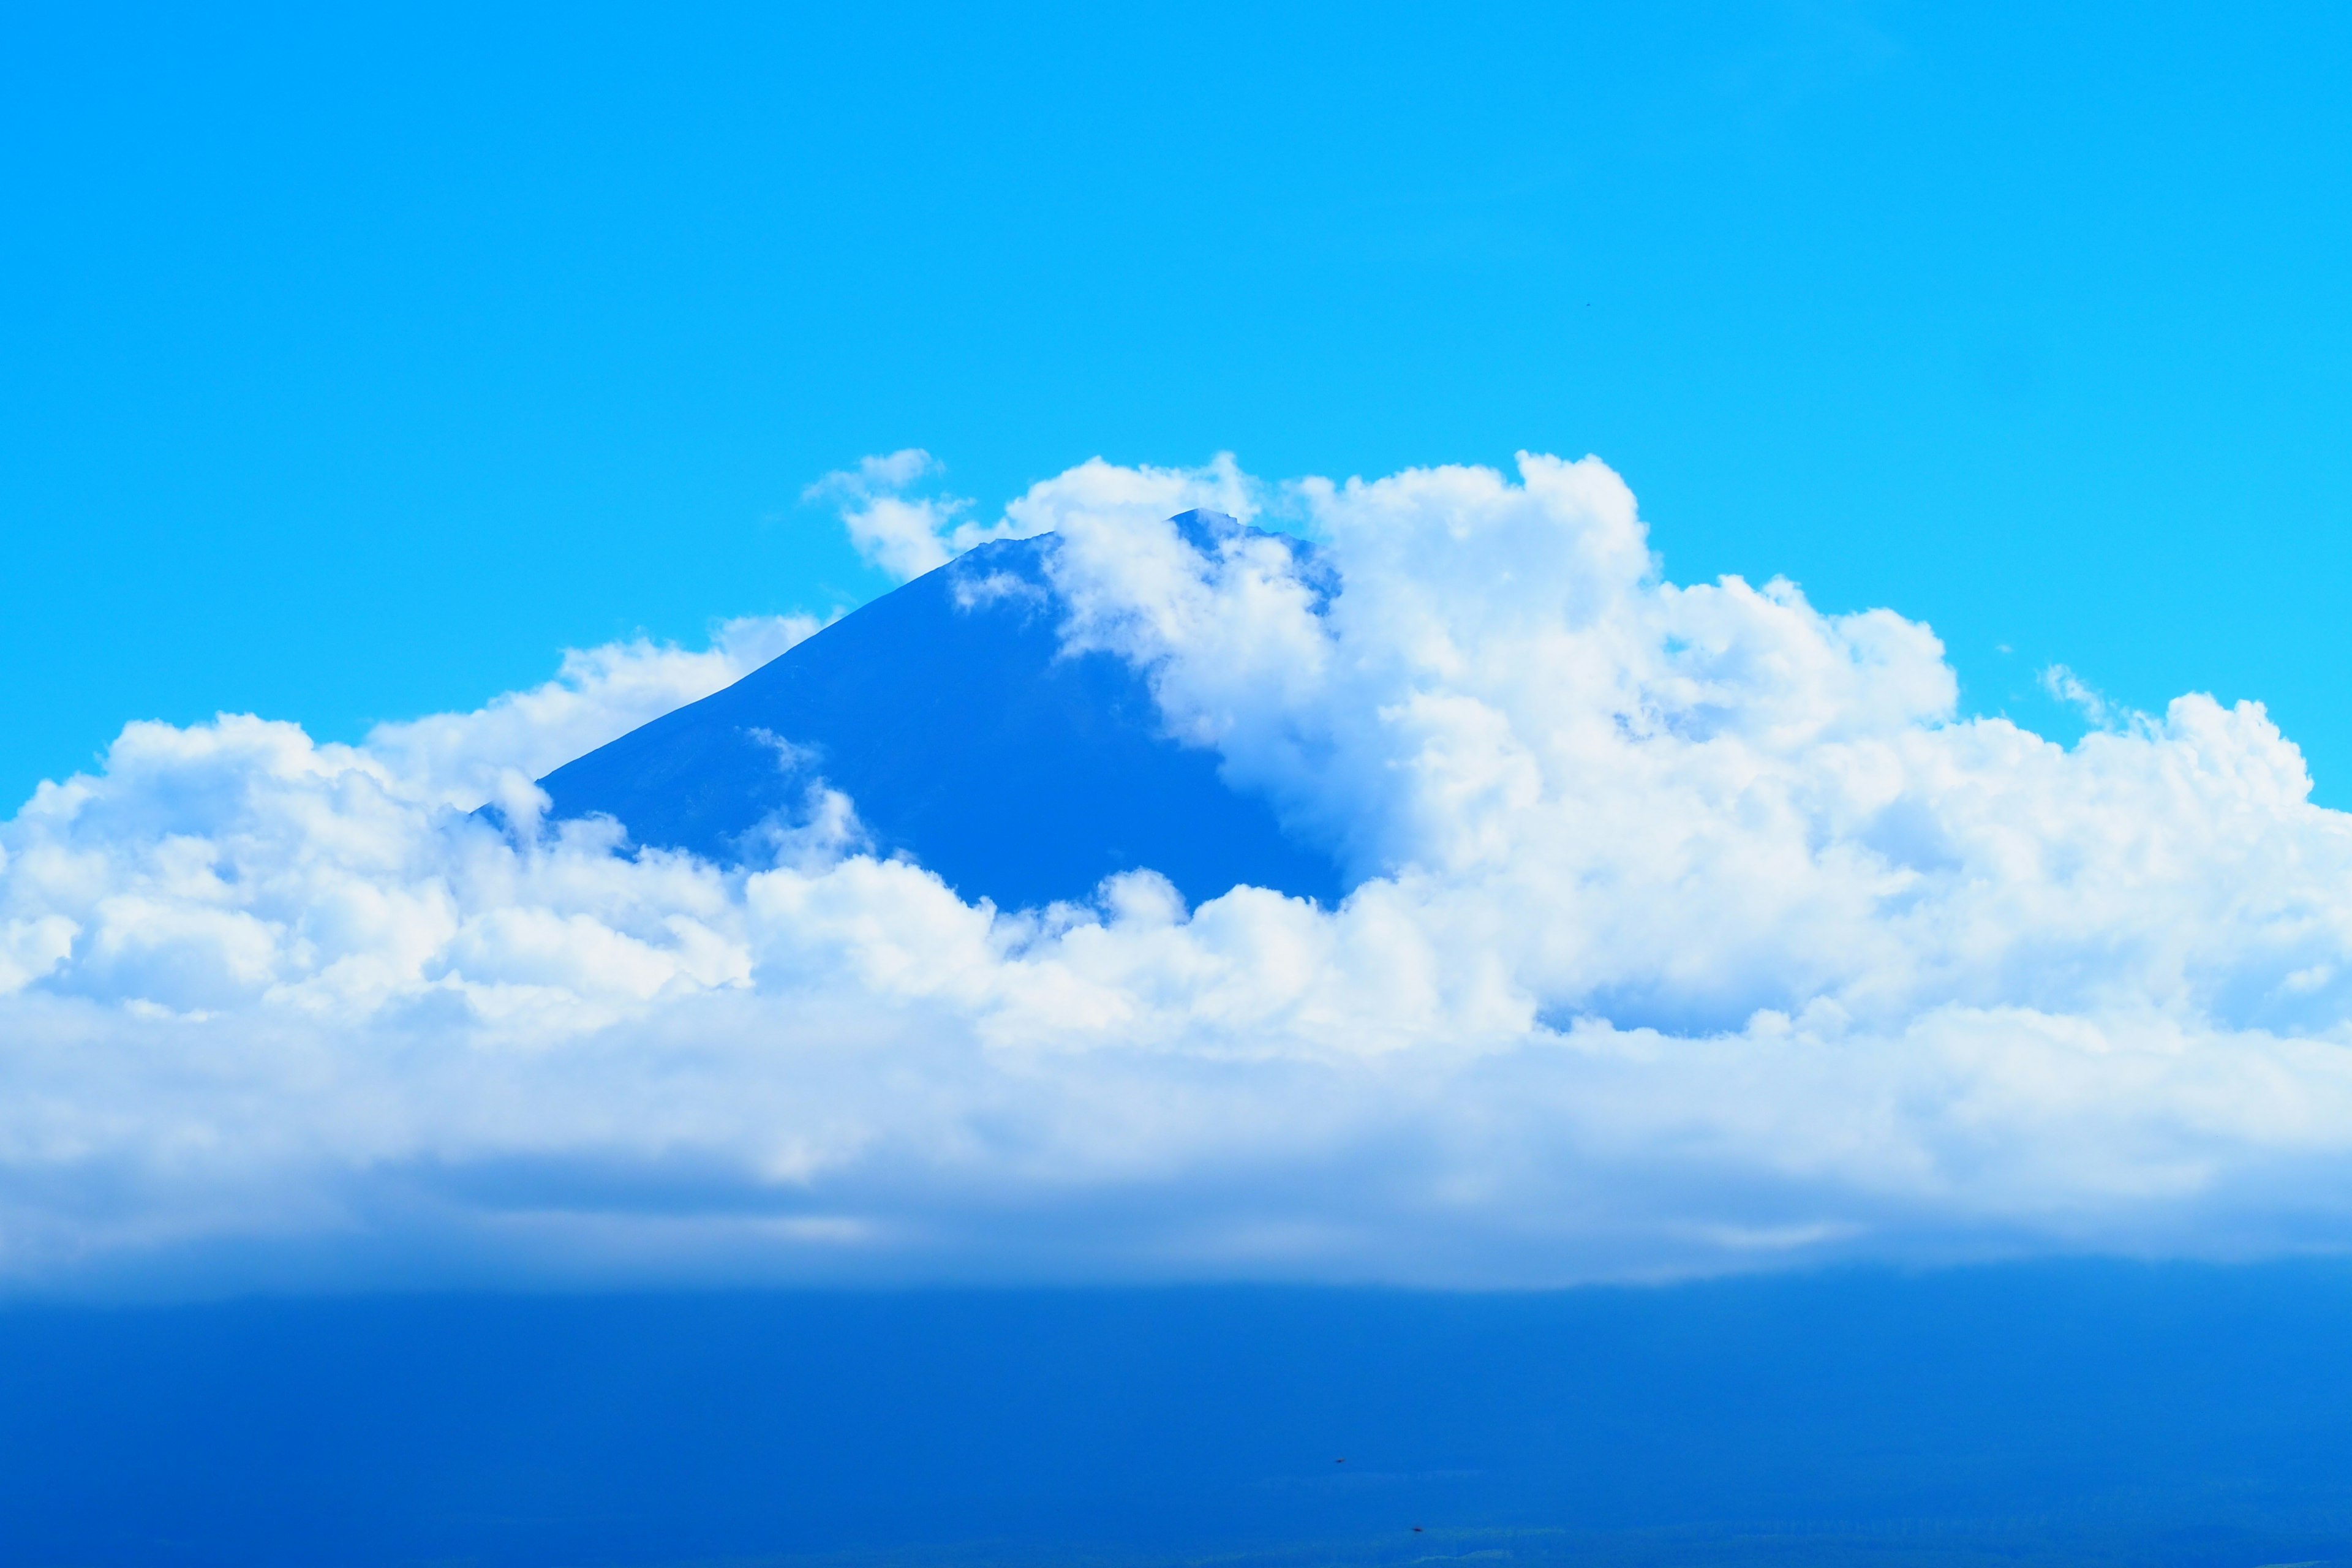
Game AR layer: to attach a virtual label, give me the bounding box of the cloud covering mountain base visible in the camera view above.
[6,453,2352,1291]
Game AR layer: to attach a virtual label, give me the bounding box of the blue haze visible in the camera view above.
[8,1263,2352,1566]
[10,7,2352,1559]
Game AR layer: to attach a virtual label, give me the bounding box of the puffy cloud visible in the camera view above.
[807,449,970,582]
[363,614,820,812]
[812,448,1263,584]
[6,453,2352,1293]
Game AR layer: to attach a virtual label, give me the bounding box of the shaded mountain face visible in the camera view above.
[532,510,1343,910]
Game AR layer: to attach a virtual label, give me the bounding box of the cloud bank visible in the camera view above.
[7,453,2352,1292]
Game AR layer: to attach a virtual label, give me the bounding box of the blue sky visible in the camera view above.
[17,10,2352,1562]
[9,1,2352,810]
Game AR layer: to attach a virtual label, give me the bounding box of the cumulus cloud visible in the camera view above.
[806,448,970,581]
[7,453,2352,1293]
[811,448,1263,584]
[365,614,821,812]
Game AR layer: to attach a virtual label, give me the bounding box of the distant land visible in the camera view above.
[7,1261,2352,1567]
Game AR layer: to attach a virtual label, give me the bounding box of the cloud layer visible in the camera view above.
[7,453,2352,1292]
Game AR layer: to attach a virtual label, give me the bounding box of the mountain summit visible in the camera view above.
[533,511,1343,910]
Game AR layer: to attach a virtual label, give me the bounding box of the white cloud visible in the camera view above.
[363,614,820,812]
[7,453,2352,1294]
[2040,662,2134,732]
[805,448,971,582]
[810,448,1265,584]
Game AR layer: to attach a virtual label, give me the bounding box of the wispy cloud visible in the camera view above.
[2039,662,2139,732]
[807,448,1262,584]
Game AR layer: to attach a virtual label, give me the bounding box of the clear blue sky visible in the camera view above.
[7,1,2351,807]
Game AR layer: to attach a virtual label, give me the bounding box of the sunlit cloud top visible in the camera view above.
[6,452,2352,1294]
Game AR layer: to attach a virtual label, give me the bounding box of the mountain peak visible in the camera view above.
[532,522,1343,910]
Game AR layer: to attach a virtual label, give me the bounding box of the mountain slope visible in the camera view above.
[533,511,1342,910]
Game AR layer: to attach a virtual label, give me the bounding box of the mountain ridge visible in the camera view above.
[529,511,1344,910]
